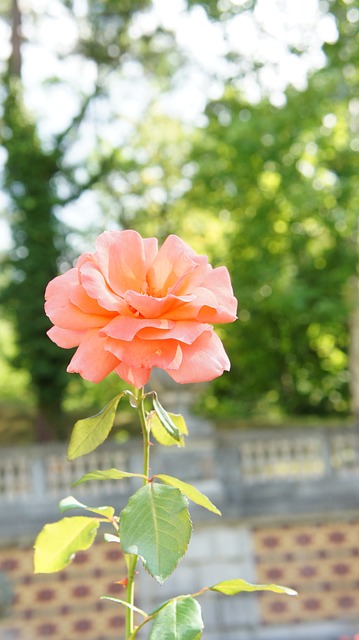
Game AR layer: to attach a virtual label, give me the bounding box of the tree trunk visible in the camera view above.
[10,0,22,77]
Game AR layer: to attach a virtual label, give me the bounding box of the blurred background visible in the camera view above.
[0,0,358,442]
[0,0,358,639]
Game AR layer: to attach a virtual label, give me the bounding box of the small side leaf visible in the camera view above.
[147,411,188,447]
[67,394,123,460]
[58,496,115,519]
[152,395,181,442]
[101,596,147,618]
[210,579,297,596]
[34,517,99,573]
[104,533,121,544]
[149,597,203,640]
[73,468,146,486]
[120,484,192,584]
[156,475,221,516]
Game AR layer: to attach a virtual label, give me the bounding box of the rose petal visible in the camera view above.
[196,266,238,322]
[124,290,194,319]
[165,330,230,383]
[69,277,116,316]
[147,235,204,297]
[114,363,152,389]
[45,270,110,330]
[165,268,237,324]
[79,261,129,313]
[47,326,85,348]
[105,336,183,370]
[45,268,78,299]
[75,251,97,270]
[100,316,175,341]
[45,230,237,387]
[67,330,120,382]
[143,236,159,269]
[94,230,157,296]
[137,320,211,344]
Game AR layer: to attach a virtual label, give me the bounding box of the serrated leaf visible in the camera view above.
[73,468,146,486]
[67,394,123,460]
[149,597,203,640]
[120,484,192,584]
[58,495,115,519]
[34,517,99,573]
[156,475,221,515]
[152,395,181,442]
[210,578,297,596]
[147,411,188,447]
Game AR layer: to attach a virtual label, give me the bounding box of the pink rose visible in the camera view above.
[45,230,237,388]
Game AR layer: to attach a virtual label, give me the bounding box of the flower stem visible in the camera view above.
[135,386,151,487]
[125,553,138,638]
[125,387,150,638]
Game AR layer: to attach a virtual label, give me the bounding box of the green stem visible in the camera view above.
[136,386,151,487]
[125,387,150,638]
[125,553,138,638]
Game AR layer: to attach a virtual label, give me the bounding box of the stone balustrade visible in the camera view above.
[1,422,359,640]
[1,425,359,502]
[1,423,359,535]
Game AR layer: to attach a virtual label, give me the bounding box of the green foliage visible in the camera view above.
[73,468,146,485]
[67,0,152,67]
[0,80,70,438]
[186,0,358,418]
[101,596,147,618]
[1,0,357,429]
[152,395,182,442]
[185,0,246,20]
[0,318,32,402]
[148,597,204,640]
[33,391,297,635]
[34,516,99,573]
[67,393,124,460]
[58,496,115,520]
[0,0,179,441]
[148,411,188,447]
[120,483,192,583]
[210,578,297,596]
[156,475,221,515]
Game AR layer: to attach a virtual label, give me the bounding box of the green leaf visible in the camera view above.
[155,475,221,516]
[147,411,188,447]
[120,484,192,584]
[210,578,297,596]
[100,596,147,618]
[104,533,121,544]
[73,468,146,486]
[149,597,203,640]
[152,395,181,442]
[67,394,123,460]
[58,495,115,519]
[34,517,99,573]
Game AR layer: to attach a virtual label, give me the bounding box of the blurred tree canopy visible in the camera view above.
[185,0,358,417]
[0,0,173,439]
[0,0,357,439]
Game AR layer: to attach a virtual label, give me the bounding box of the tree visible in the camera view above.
[0,1,71,439]
[0,0,172,439]
[184,0,358,418]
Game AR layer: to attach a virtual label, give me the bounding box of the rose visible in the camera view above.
[45,230,237,389]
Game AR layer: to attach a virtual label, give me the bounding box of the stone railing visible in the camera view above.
[0,442,131,502]
[1,422,359,640]
[1,423,359,533]
[237,427,359,483]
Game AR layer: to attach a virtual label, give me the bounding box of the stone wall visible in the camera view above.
[0,421,359,639]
